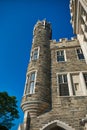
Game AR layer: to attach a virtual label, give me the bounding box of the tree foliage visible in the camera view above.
[0,92,19,129]
[0,125,8,130]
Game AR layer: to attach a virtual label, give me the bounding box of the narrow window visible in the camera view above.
[83,73,87,88]
[76,48,84,60]
[58,74,69,96]
[25,72,36,94]
[31,48,39,60]
[29,72,35,94]
[33,49,38,60]
[57,50,65,62]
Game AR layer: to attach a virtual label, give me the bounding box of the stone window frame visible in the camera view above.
[30,46,40,61]
[56,49,67,63]
[76,47,85,60]
[24,70,37,95]
[57,71,87,97]
[83,73,87,88]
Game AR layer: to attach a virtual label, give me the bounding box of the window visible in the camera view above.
[83,73,87,88]
[76,48,84,60]
[57,50,65,62]
[58,74,69,96]
[31,47,39,60]
[33,49,38,60]
[29,72,35,94]
[25,72,36,94]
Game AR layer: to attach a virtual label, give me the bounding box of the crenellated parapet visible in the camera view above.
[33,20,52,34]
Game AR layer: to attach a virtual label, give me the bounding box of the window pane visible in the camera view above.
[77,48,84,60]
[84,74,87,88]
[57,51,60,55]
[30,82,34,94]
[59,84,69,96]
[34,49,38,60]
[77,49,80,53]
[58,74,69,96]
[57,56,65,62]
[34,54,38,59]
[78,54,84,59]
[30,73,35,81]
[25,72,36,94]
[57,51,64,56]
[58,75,62,83]
[57,50,65,62]
[61,51,64,55]
[84,74,87,81]
[63,75,67,83]
[31,48,38,60]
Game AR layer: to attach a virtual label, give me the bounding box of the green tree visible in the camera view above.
[0,92,19,129]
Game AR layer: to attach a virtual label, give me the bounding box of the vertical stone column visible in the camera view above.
[23,111,30,130]
[79,72,87,95]
[67,73,73,96]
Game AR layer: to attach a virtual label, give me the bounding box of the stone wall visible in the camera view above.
[19,22,87,130]
[29,96,87,130]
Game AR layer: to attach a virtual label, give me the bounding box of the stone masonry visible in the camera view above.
[18,19,87,130]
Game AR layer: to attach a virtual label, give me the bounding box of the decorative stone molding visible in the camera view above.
[40,120,75,130]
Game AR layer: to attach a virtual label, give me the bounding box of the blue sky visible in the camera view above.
[0,0,75,130]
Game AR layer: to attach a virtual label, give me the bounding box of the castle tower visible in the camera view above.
[21,20,52,119]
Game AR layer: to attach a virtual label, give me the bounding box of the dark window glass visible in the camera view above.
[83,73,87,88]
[33,49,38,60]
[77,48,84,60]
[58,74,69,96]
[59,84,69,96]
[63,75,67,83]
[57,50,65,62]
[58,75,62,83]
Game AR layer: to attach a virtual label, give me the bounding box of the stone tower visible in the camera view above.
[18,20,52,130]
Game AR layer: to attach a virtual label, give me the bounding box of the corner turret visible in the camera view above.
[21,20,52,118]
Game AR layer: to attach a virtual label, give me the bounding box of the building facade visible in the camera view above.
[18,0,87,130]
[70,0,87,63]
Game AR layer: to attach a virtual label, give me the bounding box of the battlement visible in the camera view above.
[50,37,79,50]
[33,19,52,36]
[59,37,77,42]
[50,37,77,44]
